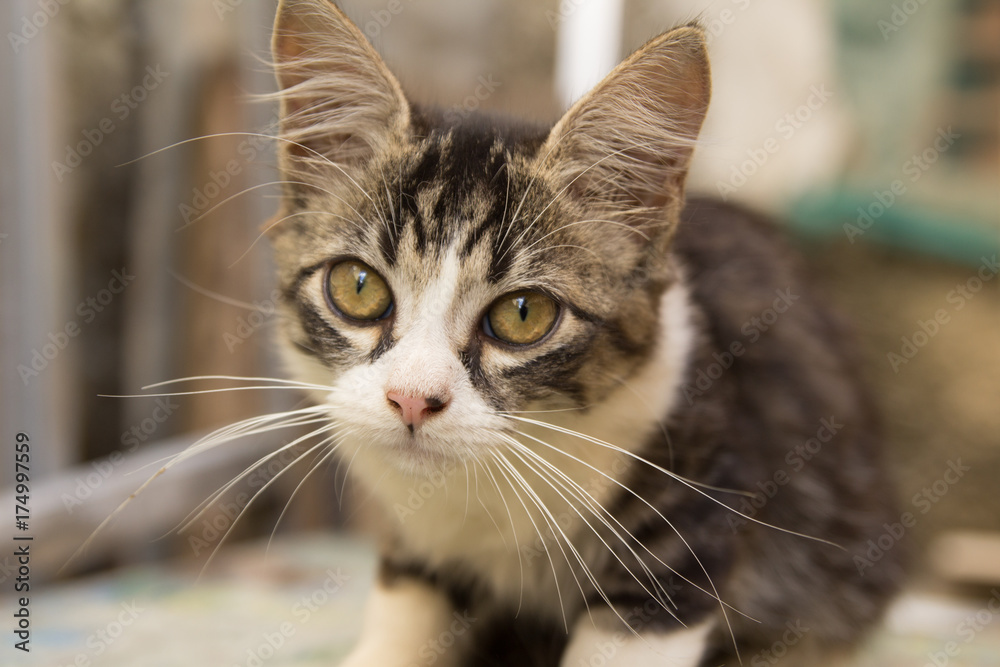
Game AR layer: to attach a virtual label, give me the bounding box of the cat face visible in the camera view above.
[268,0,710,473]
[272,122,660,470]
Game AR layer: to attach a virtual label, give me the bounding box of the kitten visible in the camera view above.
[266,1,902,665]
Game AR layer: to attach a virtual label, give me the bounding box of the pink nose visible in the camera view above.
[386,391,450,431]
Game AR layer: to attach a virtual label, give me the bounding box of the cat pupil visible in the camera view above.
[517,298,528,322]
[356,271,366,295]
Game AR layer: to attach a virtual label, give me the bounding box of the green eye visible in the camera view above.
[485,291,559,345]
[325,260,393,321]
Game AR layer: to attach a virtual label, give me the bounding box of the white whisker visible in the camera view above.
[522,217,649,256]
[142,375,333,391]
[505,416,777,649]
[525,243,603,262]
[498,122,576,252]
[197,429,339,577]
[500,140,660,265]
[490,452,570,631]
[508,415,839,547]
[503,438,681,619]
[116,131,385,220]
[174,417,336,533]
[175,181,298,231]
[502,443,671,641]
[266,431,349,555]
[471,460,510,552]
[63,404,333,572]
[167,270,265,311]
[103,387,330,400]
[230,210,363,269]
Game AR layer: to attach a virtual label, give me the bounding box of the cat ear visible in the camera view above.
[540,26,710,246]
[272,0,410,183]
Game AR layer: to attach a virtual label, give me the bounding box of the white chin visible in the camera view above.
[378,432,460,475]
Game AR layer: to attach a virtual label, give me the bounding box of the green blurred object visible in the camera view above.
[811,0,1000,267]
[789,191,1000,266]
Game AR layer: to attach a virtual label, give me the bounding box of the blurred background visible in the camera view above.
[1,0,998,664]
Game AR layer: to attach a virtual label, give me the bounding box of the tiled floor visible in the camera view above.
[19,534,1000,667]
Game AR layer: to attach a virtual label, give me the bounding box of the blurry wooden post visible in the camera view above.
[120,0,288,448]
[120,0,331,534]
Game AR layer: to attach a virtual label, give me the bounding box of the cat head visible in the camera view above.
[268,0,710,472]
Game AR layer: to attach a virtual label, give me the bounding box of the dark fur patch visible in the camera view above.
[367,325,396,362]
[500,338,592,406]
[298,304,350,357]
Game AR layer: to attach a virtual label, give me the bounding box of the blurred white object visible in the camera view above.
[687,0,849,212]
[554,0,625,109]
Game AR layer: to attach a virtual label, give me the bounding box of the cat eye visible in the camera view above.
[484,291,559,346]
[325,260,393,322]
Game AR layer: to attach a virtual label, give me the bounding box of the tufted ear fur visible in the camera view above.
[271,0,410,189]
[539,26,711,252]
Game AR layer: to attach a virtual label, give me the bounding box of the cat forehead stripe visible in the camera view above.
[367,117,543,275]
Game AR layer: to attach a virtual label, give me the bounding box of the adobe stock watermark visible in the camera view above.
[405,610,477,667]
[51,65,170,182]
[886,254,998,373]
[17,269,136,386]
[61,398,180,513]
[545,0,591,29]
[392,459,459,523]
[359,0,417,39]
[855,459,970,576]
[924,588,1000,667]
[7,0,70,54]
[223,289,282,353]
[750,620,810,667]
[442,75,502,125]
[233,568,350,667]
[518,458,633,565]
[520,509,574,565]
[703,0,755,41]
[681,288,799,404]
[716,83,833,200]
[573,584,688,667]
[54,600,145,667]
[878,0,930,42]
[728,417,843,533]
[213,0,245,20]
[178,119,275,226]
[843,126,960,243]
[187,444,305,556]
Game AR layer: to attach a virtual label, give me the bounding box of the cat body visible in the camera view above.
[266,2,901,664]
